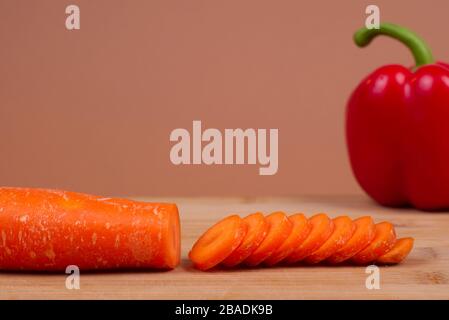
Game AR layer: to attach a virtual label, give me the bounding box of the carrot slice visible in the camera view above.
[304,216,355,264]
[189,215,247,270]
[264,213,311,266]
[326,216,375,264]
[284,213,334,264]
[376,237,414,264]
[351,222,396,264]
[244,211,293,266]
[221,212,268,267]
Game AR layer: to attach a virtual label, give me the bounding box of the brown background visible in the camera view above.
[1,0,448,197]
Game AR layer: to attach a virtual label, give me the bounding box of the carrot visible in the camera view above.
[189,214,247,270]
[221,212,268,267]
[351,222,396,264]
[284,213,334,264]
[244,211,292,266]
[304,216,355,264]
[264,213,311,266]
[0,187,180,270]
[190,213,415,269]
[326,216,375,264]
[376,237,414,264]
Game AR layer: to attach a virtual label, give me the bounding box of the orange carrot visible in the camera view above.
[244,211,292,266]
[284,213,334,264]
[189,214,247,270]
[351,222,396,264]
[222,212,268,267]
[190,213,415,269]
[0,187,180,270]
[304,216,355,264]
[264,213,311,266]
[326,216,375,264]
[377,237,414,264]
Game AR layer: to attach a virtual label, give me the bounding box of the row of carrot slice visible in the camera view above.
[189,212,414,270]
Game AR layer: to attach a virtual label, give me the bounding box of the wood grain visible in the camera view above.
[0,195,448,300]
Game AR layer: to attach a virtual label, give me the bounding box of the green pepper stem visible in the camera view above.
[354,23,434,68]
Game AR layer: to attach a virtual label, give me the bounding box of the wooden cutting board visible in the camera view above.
[0,195,448,300]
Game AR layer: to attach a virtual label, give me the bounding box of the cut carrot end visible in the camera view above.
[244,211,292,267]
[326,216,375,264]
[264,213,311,266]
[160,204,181,269]
[222,212,268,267]
[304,216,355,264]
[189,215,247,270]
[351,221,396,265]
[377,237,414,264]
[284,213,334,264]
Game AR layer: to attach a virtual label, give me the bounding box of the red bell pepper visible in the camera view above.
[347,23,449,210]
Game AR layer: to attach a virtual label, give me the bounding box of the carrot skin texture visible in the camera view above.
[244,212,293,266]
[326,216,375,264]
[0,188,181,271]
[351,222,396,264]
[264,213,311,266]
[284,213,334,264]
[304,216,355,264]
[377,237,414,264]
[222,213,268,267]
